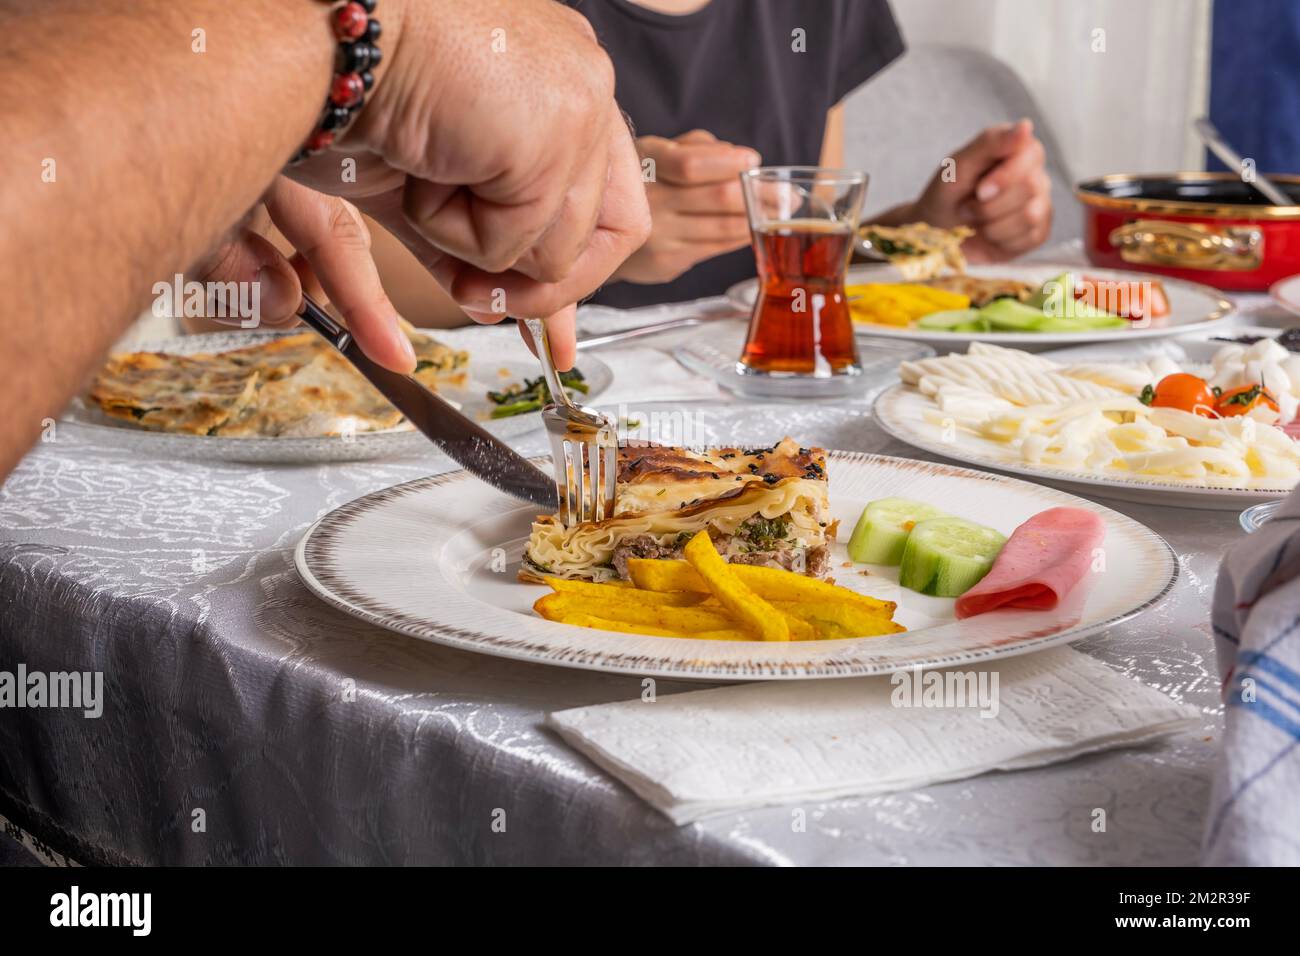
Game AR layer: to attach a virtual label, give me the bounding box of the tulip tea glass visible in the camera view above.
[737,167,868,395]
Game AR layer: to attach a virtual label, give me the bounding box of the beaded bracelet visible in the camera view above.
[290,0,383,164]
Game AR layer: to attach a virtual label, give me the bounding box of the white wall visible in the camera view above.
[889,0,1212,180]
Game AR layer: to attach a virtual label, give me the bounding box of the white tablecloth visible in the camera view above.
[0,243,1292,864]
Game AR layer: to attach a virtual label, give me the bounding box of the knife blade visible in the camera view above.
[297,295,555,508]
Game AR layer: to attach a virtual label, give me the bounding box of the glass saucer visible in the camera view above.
[673,324,934,402]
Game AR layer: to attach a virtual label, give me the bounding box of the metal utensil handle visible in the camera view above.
[521,317,580,412]
[575,316,706,350]
[1193,117,1292,207]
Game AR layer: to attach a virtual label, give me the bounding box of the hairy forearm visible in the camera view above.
[0,0,336,477]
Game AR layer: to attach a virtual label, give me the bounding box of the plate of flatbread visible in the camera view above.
[63,326,612,463]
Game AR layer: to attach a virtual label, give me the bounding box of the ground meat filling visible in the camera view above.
[609,533,828,579]
[730,544,830,577]
[610,534,682,579]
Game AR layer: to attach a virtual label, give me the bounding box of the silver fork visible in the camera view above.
[520,318,618,527]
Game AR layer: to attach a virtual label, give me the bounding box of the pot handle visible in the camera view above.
[1109,219,1263,271]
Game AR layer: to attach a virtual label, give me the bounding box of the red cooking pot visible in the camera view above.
[1076,172,1300,292]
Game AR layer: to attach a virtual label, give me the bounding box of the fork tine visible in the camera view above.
[605,444,616,520]
[585,440,596,524]
[574,440,590,526]
[590,439,604,523]
[602,441,617,520]
[560,440,575,527]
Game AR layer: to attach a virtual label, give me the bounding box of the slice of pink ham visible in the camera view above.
[954,507,1105,619]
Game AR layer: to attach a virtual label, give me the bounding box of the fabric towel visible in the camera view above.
[549,647,1201,824]
[1208,487,1300,865]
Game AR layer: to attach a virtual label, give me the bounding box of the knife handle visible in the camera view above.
[296,295,352,349]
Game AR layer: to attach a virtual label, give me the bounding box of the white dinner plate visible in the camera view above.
[873,379,1295,510]
[725,262,1234,351]
[295,451,1176,681]
[1270,274,1300,316]
[1042,324,1283,368]
[59,329,612,463]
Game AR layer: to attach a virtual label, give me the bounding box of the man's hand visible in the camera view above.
[195,178,418,372]
[896,119,1052,263]
[286,0,650,370]
[610,130,759,284]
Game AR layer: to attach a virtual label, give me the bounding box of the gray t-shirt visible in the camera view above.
[567,0,905,307]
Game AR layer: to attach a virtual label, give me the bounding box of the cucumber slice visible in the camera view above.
[978,298,1048,330]
[1035,314,1127,332]
[1026,271,1077,310]
[898,517,1007,597]
[847,497,949,565]
[916,308,981,330]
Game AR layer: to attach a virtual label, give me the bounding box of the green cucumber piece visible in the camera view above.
[898,517,1007,597]
[1035,313,1127,332]
[916,308,981,330]
[1026,271,1077,310]
[978,298,1048,330]
[847,497,950,565]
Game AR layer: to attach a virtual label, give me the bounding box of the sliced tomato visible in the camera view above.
[1217,384,1280,418]
[1076,276,1170,321]
[1142,373,1218,417]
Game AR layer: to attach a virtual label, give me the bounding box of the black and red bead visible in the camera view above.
[329,72,365,108]
[320,106,353,131]
[332,2,369,41]
[305,128,336,153]
[339,40,377,72]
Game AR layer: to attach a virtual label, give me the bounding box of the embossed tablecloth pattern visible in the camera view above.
[0,260,1286,866]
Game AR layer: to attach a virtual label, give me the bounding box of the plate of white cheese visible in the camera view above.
[873,333,1300,509]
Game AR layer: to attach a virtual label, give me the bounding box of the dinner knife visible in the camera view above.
[296,295,556,508]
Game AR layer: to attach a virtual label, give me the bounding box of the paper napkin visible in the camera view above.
[548,647,1202,824]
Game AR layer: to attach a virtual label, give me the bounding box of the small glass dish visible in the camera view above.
[674,325,934,402]
[1240,499,1283,533]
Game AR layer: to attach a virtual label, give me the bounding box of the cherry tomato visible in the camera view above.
[1146,373,1218,417]
[1216,384,1280,418]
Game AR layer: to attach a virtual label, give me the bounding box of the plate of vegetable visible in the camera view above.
[726,262,1234,351]
[296,449,1176,680]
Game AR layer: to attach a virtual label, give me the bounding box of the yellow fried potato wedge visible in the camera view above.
[777,611,816,642]
[533,598,747,641]
[772,600,906,639]
[543,577,706,607]
[542,588,816,641]
[731,565,897,614]
[536,592,738,633]
[627,558,896,616]
[682,532,789,642]
[626,558,702,593]
[558,612,746,641]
